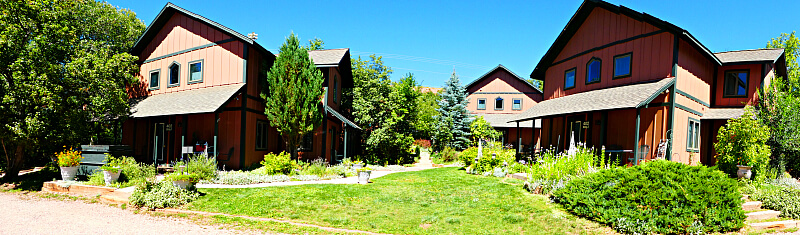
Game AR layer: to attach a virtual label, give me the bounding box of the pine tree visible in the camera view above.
[433,71,472,151]
[261,33,324,160]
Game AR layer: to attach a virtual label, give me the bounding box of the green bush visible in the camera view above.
[715,107,771,180]
[254,151,299,175]
[552,160,745,234]
[751,181,800,219]
[116,157,157,187]
[128,181,199,209]
[529,146,608,182]
[460,145,515,175]
[185,154,217,180]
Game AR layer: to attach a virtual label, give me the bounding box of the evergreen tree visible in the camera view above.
[433,71,472,151]
[261,33,324,160]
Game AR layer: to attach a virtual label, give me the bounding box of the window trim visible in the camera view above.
[494,97,504,110]
[722,69,749,98]
[613,52,632,79]
[187,59,204,84]
[477,98,486,110]
[586,57,602,85]
[564,67,577,90]
[686,117,701,152]
[148,69,161,90]
[168,61,181,88]
[255,119,269,151]
[512,98,522,110]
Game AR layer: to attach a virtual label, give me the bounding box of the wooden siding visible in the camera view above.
[467,69,542,114]
[324,67,343,110]
[714,63,764,107]
[543,7,674,100]
[676,40,714,106]
[137,13,245,96]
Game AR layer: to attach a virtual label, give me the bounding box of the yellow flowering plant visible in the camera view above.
[56,146,83,167]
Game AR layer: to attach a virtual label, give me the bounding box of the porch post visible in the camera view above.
[516,121,520,153]
[214,112,219,157]
[344,128,348,159]
[531,119,535,152]
[634,108,641,164]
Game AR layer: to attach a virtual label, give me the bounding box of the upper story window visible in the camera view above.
[724,70,749,97]
[565,68,576,90]
[188,60,203,84]
[512,99,522,110]
[149,69,160,90]
[586,58,601,84]
[477,98,486,110]
[495,97,504,110]
[613,53,632,79]
[168,62,180,87]
[687,118,700,152]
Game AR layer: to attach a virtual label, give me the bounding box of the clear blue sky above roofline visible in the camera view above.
[108,0,800,88]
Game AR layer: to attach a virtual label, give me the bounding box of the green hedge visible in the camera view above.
[552,160,744,234]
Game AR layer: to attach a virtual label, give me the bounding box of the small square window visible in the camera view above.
[613,53,632,79]
[495,97,504,110]
[724,70,748,97]
[149,69,160,90]
[188,60,203,84]
[565,68,576,90]
[512,99,522,110]
[586,58,601,84]
[477,99,486,110]
[168,62,180,87]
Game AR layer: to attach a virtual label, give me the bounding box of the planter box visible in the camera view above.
[42,181,116,197]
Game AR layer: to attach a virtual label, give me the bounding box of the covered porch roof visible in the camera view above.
[325,105,361,130]
[130,84,244,118]
[477,113,540,128]
[510,77,675,122]
[701,108,744,120]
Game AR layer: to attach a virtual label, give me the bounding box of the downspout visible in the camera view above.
[321,87,328,162]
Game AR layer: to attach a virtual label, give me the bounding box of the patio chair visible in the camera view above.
[655,140,669,160]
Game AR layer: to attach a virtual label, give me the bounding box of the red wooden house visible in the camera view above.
[465,65,543,151]
[511,0,786,166]
[122,3,359,169]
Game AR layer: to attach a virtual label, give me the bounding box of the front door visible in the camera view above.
[153,123,165,164]
[567,116,586,144]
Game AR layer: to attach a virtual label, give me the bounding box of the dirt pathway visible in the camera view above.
[413,150,433,168]
[0,192,246,235]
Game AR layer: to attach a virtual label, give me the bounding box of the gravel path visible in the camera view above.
[0,193,247,235]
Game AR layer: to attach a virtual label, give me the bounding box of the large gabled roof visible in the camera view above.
[130,2,273,58]
[530,0,720,79]
[466,64,542,94]
[308,48,354,88]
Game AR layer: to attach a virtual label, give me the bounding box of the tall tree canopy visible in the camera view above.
[350,55,416,164]
[261,33,324,160]
[0,0,144,179]
[759,32,800,175]
[433,71,472,151]
[414,91,440,140]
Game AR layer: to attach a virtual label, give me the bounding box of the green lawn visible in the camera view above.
[190,167,612,234]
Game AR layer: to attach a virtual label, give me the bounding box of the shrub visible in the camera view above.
[116,157,156,187]
[750,182,800,219]
[552,160,745,234]
[434,146,457,163]
[129,181,199,209]
[185,154,217,180]
[201,171,291,185]
[413,139,431,148]
[86,170,105,186]
[529,146,607,182]
[460,145,515,175]
[163,173,201,183]
[56,147,83,167]
[255,151,299,175]
[715,107,771,180]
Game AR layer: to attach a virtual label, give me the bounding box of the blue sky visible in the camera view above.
[108,0,800,87]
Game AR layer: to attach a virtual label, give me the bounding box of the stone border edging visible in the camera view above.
[156,208,393,235]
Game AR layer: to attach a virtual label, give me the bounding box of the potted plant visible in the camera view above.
[100,155,122,185]
[164,173,200,190]
[56,147,83,181]
[352,160,364,169]
[737,165,753,179]
[357,167,372,184]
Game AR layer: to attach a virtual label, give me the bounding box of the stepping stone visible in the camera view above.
[746,210,781,221]
[749,220,798,230]
[508,173,528,181]
[743,201,762,211]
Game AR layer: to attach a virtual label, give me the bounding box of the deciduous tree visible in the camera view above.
[0,0,144,179]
